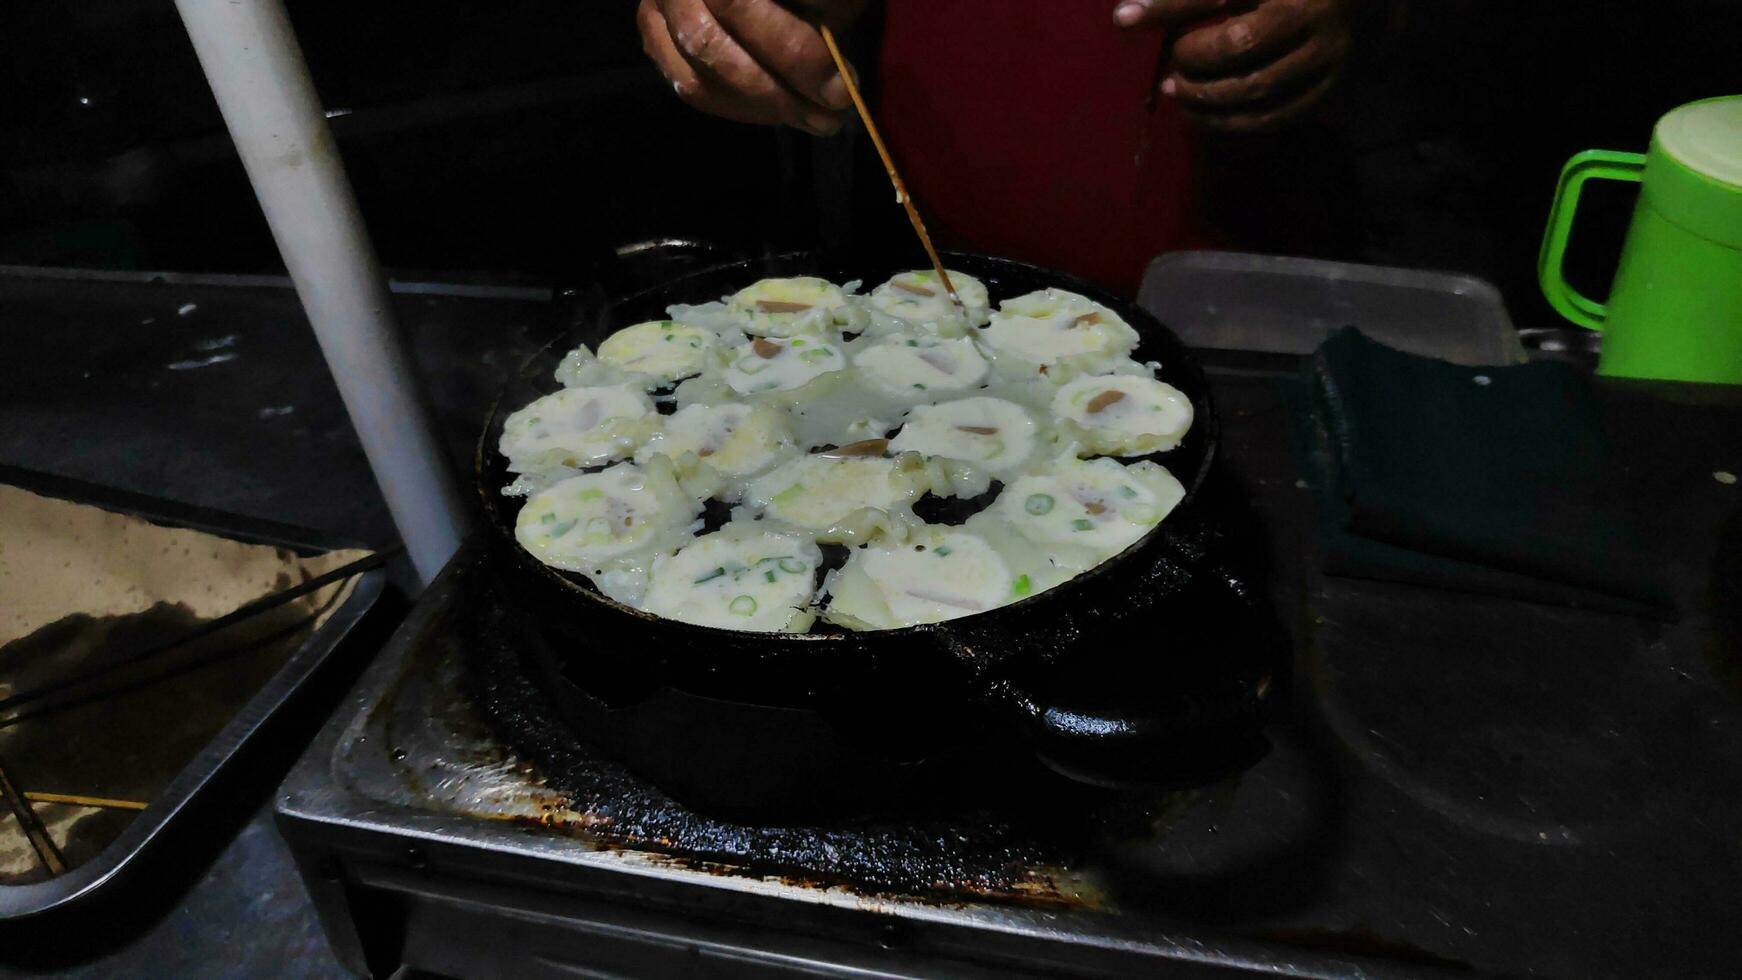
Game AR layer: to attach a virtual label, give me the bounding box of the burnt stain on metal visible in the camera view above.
[462,610,1095,904]
[342,560,1146,906]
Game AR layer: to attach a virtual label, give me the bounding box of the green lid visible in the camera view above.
[1644,95,1742,248]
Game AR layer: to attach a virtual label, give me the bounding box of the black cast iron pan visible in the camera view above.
[477,251,1287,820]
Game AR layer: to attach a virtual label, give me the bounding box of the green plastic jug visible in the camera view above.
[1539,95,1742,384]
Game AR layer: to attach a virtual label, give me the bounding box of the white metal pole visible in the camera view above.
[173,0,466,583]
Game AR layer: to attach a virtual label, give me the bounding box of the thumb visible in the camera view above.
[1113,0,1161,26]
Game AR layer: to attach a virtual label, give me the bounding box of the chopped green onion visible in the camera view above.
[913,383,927,390]
[1024,493,1055,515]
[790,338,806,347]
[663,333,674,341]
[1071,518,1094,531]
[765,569,777,583]
[539,512,556,524]
[528,415,542,425]
[1012,574,1032,597]
[905,340,919,347]
[693,566,727,584]
[934,546,953,557]
[1123,505,1162,524]
[729,595,758,616]
[778,557,806,573]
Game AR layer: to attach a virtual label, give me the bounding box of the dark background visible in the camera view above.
[1,0,1736,325]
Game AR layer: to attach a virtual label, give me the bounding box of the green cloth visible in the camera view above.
[1284,328,1673,615]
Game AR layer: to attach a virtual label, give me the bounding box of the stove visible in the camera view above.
[277,540,1371,980]
[276,366,1742,980]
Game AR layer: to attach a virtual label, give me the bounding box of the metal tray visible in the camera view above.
[0,464,384,921]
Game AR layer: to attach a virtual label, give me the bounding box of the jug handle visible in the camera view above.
[1538,149,1647,331]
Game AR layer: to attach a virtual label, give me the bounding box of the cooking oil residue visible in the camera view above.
[333,562,1121,906]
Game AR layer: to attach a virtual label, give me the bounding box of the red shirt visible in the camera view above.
[876,2,1209,293]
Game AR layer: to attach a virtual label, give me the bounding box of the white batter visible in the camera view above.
[641,525,823,632]
[722,336,848,395]
[499,384,655,473]
[1052,374,1194,456]
[867,269,990,327]
[888,397,1039,475]
[504,271,1198,632]
[980,288,1140,370]
[596,319,715,387]
[728,276,850,337]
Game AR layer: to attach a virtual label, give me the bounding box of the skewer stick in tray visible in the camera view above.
[818,24,962,310]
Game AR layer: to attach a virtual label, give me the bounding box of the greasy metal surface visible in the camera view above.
[336,545,1131,904]
[0,269,556,558]
[284,544,1418,980]
[284,364,1742,979]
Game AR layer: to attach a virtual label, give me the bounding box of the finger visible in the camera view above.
[703,0,851,110]
[658,0,843,134]
[1165,32,1342,109]
[1170,0,1312,79]
[643,0,813,129]
[640,1,757,122]
[1188,68,1340,132]
[1114,0,1243,28]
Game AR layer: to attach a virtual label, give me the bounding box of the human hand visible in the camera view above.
[636,0,867,136]
[1113,0,1357,132]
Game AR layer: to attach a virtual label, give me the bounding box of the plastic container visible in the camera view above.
[1138,251,1525,367]
[1538,95,1742,384]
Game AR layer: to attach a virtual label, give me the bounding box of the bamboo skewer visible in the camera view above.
[818,24,962,310]
[24,792,149,812]
[0,756,67,876]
